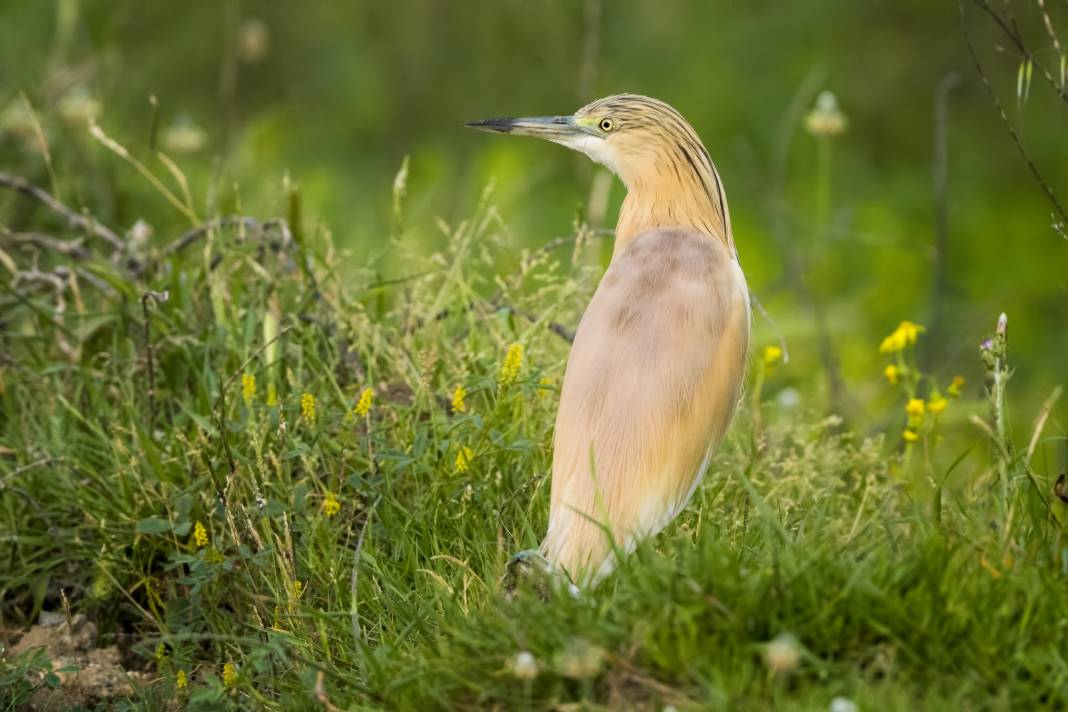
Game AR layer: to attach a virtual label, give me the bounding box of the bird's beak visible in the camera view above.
[465,115,584,140]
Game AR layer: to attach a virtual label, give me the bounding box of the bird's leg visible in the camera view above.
[501,549,580,600]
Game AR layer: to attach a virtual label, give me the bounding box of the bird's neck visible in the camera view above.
[612,165,733,260]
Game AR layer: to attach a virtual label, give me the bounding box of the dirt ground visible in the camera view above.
[6,612,152,710]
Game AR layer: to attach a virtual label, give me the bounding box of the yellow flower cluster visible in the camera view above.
[451,385,467,414]
[498,343,523,388]
[355,387,374,417]
[902,398,925,442]
[241,373,257,404]
[176,670,187,689]
[879,320,924,353]
[192,521,209,549]
[322,492,340,517]
[880,318,965,446]
[455,446,474,474]
[222,662,237,686]
[902,394,952,443]
[763,345,783,366]
[301,392,316,423]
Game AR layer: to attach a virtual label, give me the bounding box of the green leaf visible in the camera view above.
[175,493,194,519]
[136,517,172,535]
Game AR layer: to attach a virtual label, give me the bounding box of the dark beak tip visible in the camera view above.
[465,118,513,133]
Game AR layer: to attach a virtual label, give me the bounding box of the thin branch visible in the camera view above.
[970,0,1068,105]
[2,230,91,259]
[497,301,576,343]
[162,215,293,256]
[0,172,123,251]
[530,228,613,259]
[960,0,1068,228]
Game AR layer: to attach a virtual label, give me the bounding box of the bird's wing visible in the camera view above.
[541,227,749,584]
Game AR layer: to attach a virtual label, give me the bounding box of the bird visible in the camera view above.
[467,94,750,588]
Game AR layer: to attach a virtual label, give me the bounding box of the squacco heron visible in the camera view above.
[468,94,750,588]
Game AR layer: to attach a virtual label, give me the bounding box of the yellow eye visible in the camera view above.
[599,118,615,132]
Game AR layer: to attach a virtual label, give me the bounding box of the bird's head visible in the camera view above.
[467,94,709,190]
[468,94,732,251]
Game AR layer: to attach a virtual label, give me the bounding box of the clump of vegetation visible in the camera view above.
[1,114,1066,709]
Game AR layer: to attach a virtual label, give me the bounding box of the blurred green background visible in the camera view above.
[1,0,1065,446]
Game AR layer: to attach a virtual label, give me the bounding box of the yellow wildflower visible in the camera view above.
[355,387,374,417]
[266,382,278,407]
[928,396,948,414]
[241,373,256,404]
[906,398,925,417]
[222,662,237,686]
[883,364,899,385]
[155,642,167,662]
[538,376,554,399]
[763,345,783,366]
[902,429,919,443]
[451,385,467,414]
[879,320,924,353]
[301,392,316,423]
[455,446,474,474]
[947,375,965,397]
[898,320,922,344]
[205,547,223,564]
[293,579,304,598]
[322,492,340,517]
[192,521,209,549]
[498,343,523,388]
[176,670,187,689]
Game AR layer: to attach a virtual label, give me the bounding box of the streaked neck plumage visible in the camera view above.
[614,162,732,260]
[584,96,733,260]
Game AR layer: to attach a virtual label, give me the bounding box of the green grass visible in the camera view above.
[2,183,1067,711]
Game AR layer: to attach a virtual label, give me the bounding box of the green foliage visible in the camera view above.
[0,647,62,710]
[1,151,1066,707]
[1,2,1067,708]
[2,0,1067,411]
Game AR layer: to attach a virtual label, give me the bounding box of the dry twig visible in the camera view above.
[0,171,123,251]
